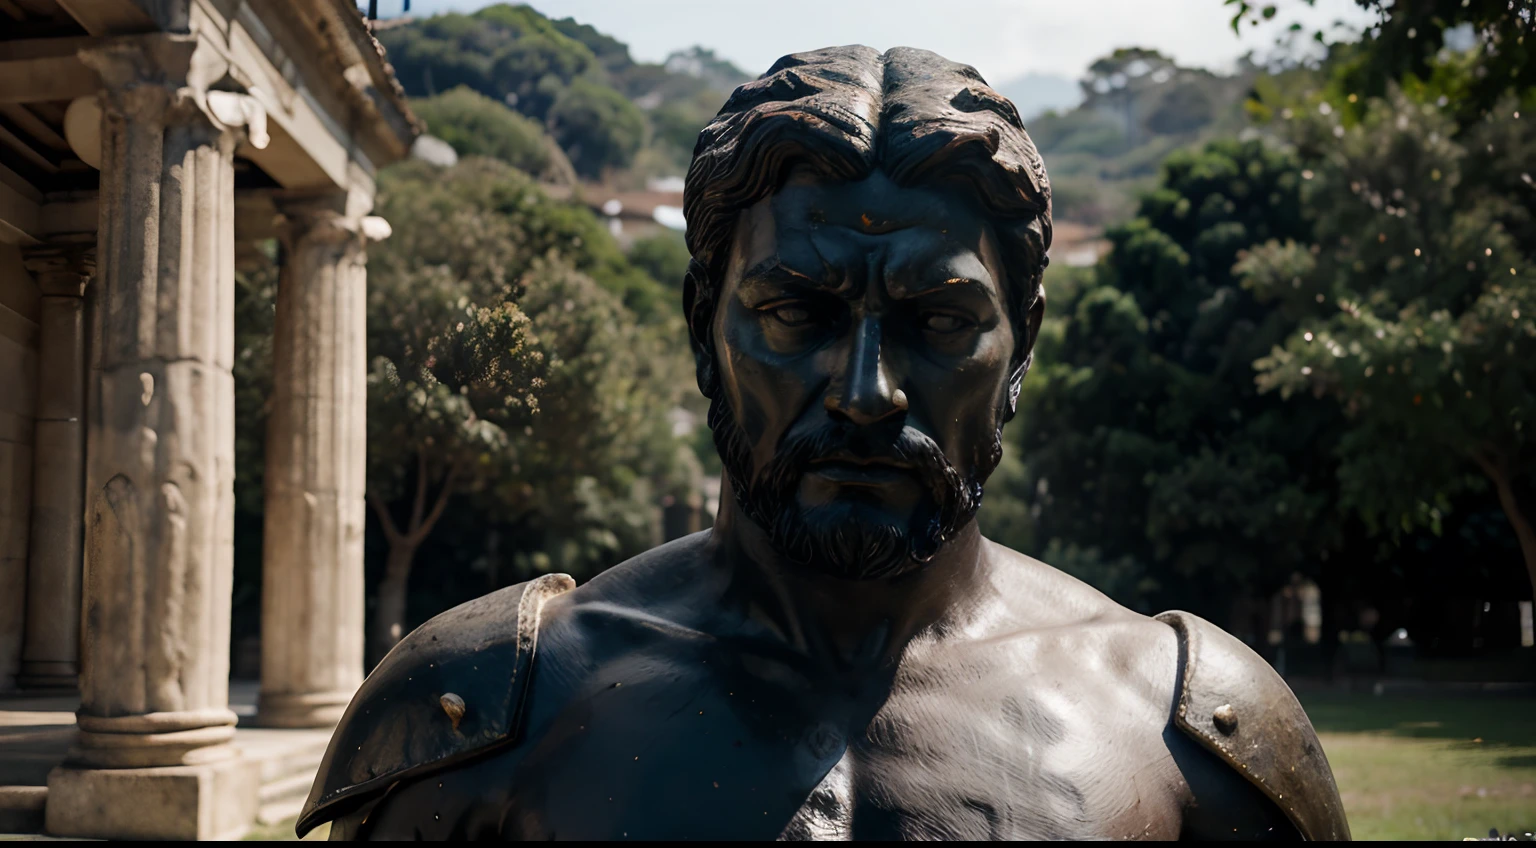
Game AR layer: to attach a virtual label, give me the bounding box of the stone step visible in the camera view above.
[0,785,47,834]
[256,795,307,827]
[256,743,326,785]
[259,769,318,807]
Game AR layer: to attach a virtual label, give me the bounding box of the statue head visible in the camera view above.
[683,46,1051,580]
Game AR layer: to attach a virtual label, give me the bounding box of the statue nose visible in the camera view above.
[824,317,908,426]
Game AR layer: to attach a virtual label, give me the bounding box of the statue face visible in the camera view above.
[710,169,1020,579]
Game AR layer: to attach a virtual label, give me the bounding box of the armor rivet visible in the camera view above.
[1212,703,1238,735]
[440,692,466,730]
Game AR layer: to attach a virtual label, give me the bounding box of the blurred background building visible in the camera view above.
[0,0,415,838]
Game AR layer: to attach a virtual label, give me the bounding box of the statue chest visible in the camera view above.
[484,653,1186,840]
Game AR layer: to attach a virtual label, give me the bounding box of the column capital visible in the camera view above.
[275,194,392,248]
[77,33,260,148]
[23,243,96,297]
[275,196,355,246]
[78,33,222,102]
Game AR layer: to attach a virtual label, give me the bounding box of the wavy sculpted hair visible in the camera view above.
[681,44,1053,418]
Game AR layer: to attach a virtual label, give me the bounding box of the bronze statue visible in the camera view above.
[298,46,1350,841]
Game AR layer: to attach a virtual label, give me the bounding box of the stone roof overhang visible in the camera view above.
[0,0,420,246]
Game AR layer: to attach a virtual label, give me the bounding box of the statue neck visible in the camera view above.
[706,473,993,670]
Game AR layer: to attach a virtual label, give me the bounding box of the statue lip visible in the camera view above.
[807,453,916,484]
[809,452,914,470]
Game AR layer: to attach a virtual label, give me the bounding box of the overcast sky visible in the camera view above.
[386,0,1376,83]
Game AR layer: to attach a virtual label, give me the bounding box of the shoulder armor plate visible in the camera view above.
[295,573,575,837]
[1156,610,1351,841]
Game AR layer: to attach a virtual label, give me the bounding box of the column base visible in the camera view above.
[16,661,79,693]
[255,689,353,728]
[45,751,259,840]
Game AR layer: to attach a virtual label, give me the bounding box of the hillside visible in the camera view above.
[377,3,747,186]
[1026,48,1257,231]
[376,8,1258,262]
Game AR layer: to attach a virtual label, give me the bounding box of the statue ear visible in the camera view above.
[682,261,718,398]
[1003,283,1046,422]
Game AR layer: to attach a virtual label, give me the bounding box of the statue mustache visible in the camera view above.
[757,424,965,514]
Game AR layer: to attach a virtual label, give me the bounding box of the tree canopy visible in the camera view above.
[988,6,1536,654]
[1237,76,1535,598]
[409,86,576,184]
[378,3,746,181]
[1000,137,1357,620]
[1026,49,1256,225]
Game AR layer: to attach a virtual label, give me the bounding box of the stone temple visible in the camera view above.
[0,0,417,838]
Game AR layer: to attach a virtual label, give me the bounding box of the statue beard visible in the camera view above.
[707,392,1002,581]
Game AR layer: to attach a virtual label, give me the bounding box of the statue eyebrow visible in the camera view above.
[737,258,843,299]
[741,257,823,283]
[896,277,987,298]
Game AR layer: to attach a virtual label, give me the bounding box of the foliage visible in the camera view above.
[1006,138,1351,615]
[380,4,596,117]
[379,4,743,184]
[231,256,277,651]
[360,157,693,658]
[497,261,691,565]
[409,86,575,184]
[1028,108,1126,159]
[625,231,691,291]
[1237,86,1536,596]
[1026,51,1256,225]
[547,14,633,77]
[384,157,673,324]
[232,255,276,519]
[1079,48,1182,149]
[1226,0,1535,121]
[1005,2,1535,643]
[547,76,647,178]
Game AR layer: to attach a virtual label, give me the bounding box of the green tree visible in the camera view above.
[1012,138,1351,618]
[1080,48,1180,149]
[363,158,691,661]
[547,76,647,178]
[383,156,672,323]
[626,231,691,291]
[410,86,575,184]
[379,4,598,118]
[548,15,634,77]
[1238,88,1536,598]
[377,4,742,188]
[1026,48,1257,225]
[232,255,277,654]
[1226,0,1535,122]
[364,166,541,661]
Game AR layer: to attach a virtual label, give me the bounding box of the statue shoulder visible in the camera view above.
[295,573,576,838]
[1154,610,1351,841]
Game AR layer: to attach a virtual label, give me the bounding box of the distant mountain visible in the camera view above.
[992,72,1083,122]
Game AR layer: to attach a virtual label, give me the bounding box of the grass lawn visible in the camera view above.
[244,820,327,841]
[1299,691,1536,841]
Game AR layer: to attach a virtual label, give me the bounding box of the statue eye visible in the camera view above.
[768,304,815,326]
[920,312,970,333]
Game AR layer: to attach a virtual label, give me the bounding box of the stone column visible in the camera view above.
[17,244,94,691]
[45,36,257,841]
[255,198,371,728]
